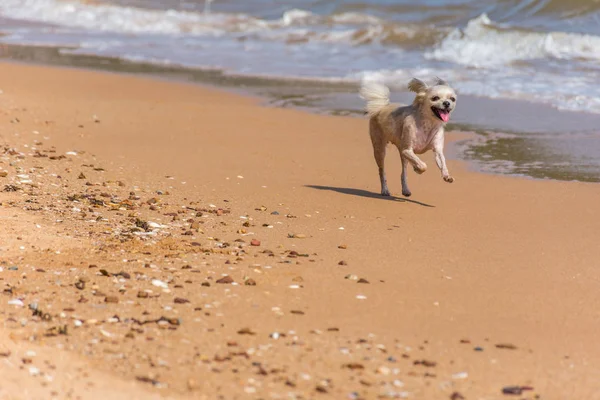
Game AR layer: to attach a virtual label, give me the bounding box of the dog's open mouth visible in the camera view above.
[432,107,450,122]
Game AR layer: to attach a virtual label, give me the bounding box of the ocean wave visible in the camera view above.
[493,0,600,22]
[0,0,267,35]
[4,0,598,60]
[0,0,432,48]
[426,13,600,67]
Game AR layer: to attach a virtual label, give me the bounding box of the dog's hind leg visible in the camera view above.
[375,147,390,196]
[400,154,411,197]
[370,121,390,196]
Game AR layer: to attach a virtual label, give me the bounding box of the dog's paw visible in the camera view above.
[443,175,454,183]
[413,164,427,174]
[381,188,391,197]
[402,190,412,197]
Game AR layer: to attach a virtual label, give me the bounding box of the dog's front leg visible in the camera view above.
[433,134,453,183]
[401,148,427,174]
[400,124,427,174]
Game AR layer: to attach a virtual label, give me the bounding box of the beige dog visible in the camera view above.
[360,78,457,197]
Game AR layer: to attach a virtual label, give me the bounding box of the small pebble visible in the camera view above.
[343,363,364,370]
[496,343,517,350]
[502,386,533,396]
[187,378,197,391]
[216,276,234,284]
[377,366,391,375]
[100,329,112,337]
[414,359,437,367]
[151,279,168,289]
[316,384,328,393]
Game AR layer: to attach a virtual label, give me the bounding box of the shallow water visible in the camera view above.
[1,0,600,182]
[2,0,600,113]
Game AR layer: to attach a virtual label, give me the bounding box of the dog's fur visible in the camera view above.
[360,77,457,197]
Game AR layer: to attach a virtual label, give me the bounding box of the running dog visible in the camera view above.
[360,77,457,197]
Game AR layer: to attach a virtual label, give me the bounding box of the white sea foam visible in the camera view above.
[426,13,600,67]
[0,0,265,35]
[0,0,393,44]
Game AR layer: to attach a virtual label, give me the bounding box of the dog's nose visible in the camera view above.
[443,100,450,108]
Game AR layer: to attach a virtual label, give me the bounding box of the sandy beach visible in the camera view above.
[0,62,599,399]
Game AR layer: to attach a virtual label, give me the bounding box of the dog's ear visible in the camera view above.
[408,78,428,94]
[433,76,449,86]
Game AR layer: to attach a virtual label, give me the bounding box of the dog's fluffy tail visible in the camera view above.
[359,81,390,117]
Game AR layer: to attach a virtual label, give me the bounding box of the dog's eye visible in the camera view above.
[450,97,456,102]
[431,96,440,101]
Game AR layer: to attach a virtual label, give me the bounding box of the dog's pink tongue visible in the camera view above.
[439,110,450,122]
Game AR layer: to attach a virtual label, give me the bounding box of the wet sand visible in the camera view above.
[0,61,599,399]
[3,43,600,183]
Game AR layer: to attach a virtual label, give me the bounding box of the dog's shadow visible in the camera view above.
[305,185,434,207]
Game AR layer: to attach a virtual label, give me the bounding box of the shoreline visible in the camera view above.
[0,61,599,399]
[1,42,600,184]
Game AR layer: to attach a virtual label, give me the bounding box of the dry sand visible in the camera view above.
[0,62,599,400]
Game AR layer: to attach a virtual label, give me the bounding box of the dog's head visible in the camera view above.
[408,77,456,123]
